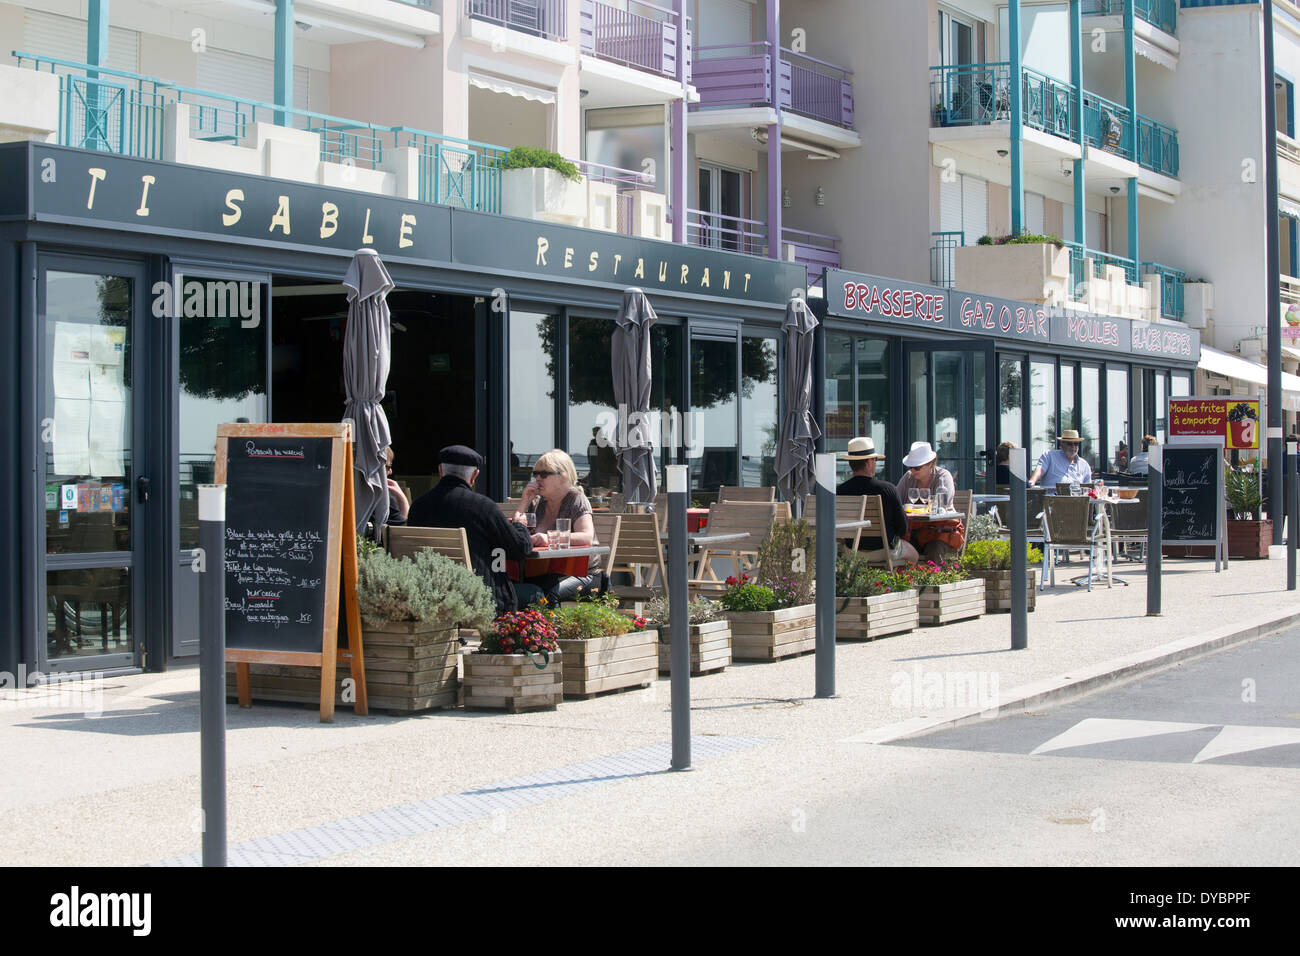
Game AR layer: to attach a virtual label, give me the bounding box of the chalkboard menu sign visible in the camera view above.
[215,422,365,721]
[1162,443,1224,547]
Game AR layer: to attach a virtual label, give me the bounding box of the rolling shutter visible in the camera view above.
[961,174,988,242]
[24,10,139,72]
[1025,191,1045,235]
[939,175,963,237]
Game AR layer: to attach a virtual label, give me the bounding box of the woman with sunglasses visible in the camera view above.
[514,449,600,604]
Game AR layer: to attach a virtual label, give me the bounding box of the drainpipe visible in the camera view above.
[1071,0,1086,260]
[767,0,782,259]
[671,0,687,244]
[1010,0,1023,235]
[275,0,294,127]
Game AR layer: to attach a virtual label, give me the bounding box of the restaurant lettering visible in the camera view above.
[842,282,944,322]
[536,236,752,293]
[958,296,1048,339]
[1065,315,1121,348]
[1133,323,1193,358]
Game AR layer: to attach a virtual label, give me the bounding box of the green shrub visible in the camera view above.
[981,233,1065,248]
[355,548,495,631]
[756,518,815,607]
[1225,466,1261,519]
[961,539,1043,571]
[717,576,776,612]
[494,146,582,182]
[965,512,1001,543]
[547,592,645,640]
[977,234,994,245]
[835,547,912,597]
[897,560,972,588]
[643,595,721,634]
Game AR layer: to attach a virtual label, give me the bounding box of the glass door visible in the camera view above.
[697,164,746,252]
[40,260,150,672]
[903,343,993,492]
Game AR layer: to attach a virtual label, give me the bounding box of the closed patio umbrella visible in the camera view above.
[342,248,394,537]
[611,287,658,505]
[776,294,822,507]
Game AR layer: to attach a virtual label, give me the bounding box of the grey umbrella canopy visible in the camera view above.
[611,288,658,504]
[342,248,394,537]
[776,295,822,506]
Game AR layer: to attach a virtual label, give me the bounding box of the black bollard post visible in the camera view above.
[1147,445,1162,616]
[814,453,837,698]
[1289,442,1297,592]
[1010,447,1027,650]
[666,465,691,771]
[198,484,227,867]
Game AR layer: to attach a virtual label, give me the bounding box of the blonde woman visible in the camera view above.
[514,449,600,603]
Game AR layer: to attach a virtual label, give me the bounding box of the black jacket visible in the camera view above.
[837,473,908,550]
[406,476,534,614]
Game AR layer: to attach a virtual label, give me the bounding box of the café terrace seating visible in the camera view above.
[801,494,868,551]
[384,525,474,571]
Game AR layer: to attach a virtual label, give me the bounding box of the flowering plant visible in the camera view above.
[904,560,972,588]
[755,519,815,606]
[479,608,558,655]
[835,548,914,597]
[546,590,649,640]
[717,574,777,613]
[643,595,721,632]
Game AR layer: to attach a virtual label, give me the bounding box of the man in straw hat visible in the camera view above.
[838,437,918,564]
[1029,428,1093,488]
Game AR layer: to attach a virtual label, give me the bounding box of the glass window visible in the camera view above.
[1171,372,1191,398]
[1080,365,1101,469]
[47,567,131,662]
[510,310,556,495]
[740,335,778,487]
[1029,358,1056,464]
[973,350,987,484]
[932,351,962,469]
[826,332,854,477]
[999,355,1024,451]
[567,316,618,491]
[1059,363,1076,436]
[585,106,667,195]
[856,338,891,473]
[1154,372,1168,443]
[1107,366,1130,470]
[651,323,684,475]
[178,276,268,549]
[44,272,133,555]
[690,336,739,494]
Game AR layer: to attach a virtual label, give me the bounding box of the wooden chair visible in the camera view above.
[606,512,667,603]
[719,485,776,503]
[855,496,897,571]
[1042,495,1109,590]
[590,512,623,592]
[497,498,523,520]
[953,489,975,557]
[689,500,777,592]
[801,494,868,551]
[384,526,473,570]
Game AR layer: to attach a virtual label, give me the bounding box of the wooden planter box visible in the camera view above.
[226,622,460,713]
[971,569,1038,612]
[1227,519,1272,559]
[835,591,918,641]
[725,604,816,661]
[463,650,563,713]
[558,629,658,699]
[657,619,731,675]
[918,579,986,626]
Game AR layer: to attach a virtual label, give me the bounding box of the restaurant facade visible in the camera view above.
[0,140,1201,680]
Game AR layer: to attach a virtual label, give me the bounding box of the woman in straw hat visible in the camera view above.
[1028,428,1093,488]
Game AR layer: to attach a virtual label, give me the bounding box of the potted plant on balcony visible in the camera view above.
[546,591,657,699]
[1225,465,1271,559]
[463,607,564,712]
[645,595,731,676]
[496,146,587,225]
[834,548,919,641]
[906,560,985,626]
[955,234,1070,301]
[718,519,817,661]
[960,539,1042,613]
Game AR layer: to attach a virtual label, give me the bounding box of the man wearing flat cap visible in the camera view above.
[837,437,918,565]
[1029,429,1093,488]
[407,445,542,614]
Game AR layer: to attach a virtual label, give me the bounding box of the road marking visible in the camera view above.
[1029,718,1212,755]
[1192,725,1300,763]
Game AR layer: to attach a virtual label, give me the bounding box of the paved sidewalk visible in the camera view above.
[2,555,1297,866]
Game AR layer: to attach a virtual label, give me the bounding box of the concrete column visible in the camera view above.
[1009,0,1023,235]
[767,0,782,258]
[1124,0,1137,159]
[671,0,687,244]
[1128,177,1139,270]
[1070,0,1086,254]
[87,0,109,67]
[275,0,294,126]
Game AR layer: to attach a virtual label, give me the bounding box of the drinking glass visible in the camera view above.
[524,512,537,532]
[908,488,920,507]
[919,488,931,510]
[555,518,571,549]
[546,530,560,550]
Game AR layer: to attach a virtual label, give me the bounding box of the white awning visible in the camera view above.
[1281,197,1300,221]
[1199,345,1300,410]
[468,71,556,105]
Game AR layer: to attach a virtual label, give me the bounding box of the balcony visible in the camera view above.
[1082,0,1177,37]
[930,63,1178,178]
[579,0,690,82]
[1279,132,1300,202]
[684,209,840,290]
[693,42,854,129]
[465,0,567,42]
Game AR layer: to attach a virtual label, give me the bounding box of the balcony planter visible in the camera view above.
[557,628,658,699]
[970,570,1038,613]
[1227,519,1272,560]
[834,591,919,641]
[953,242,1070,304]
[500,167,587,226]
[918,579,986,626]
[725,605,816,661]
[657,620,731,675]
[463,650,564,712]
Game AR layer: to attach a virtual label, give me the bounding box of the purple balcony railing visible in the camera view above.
[465,0,567,42]
[579,0,691,82]
[685,208,767,257]
[693,42,854,129]
[573,157,656,191]
[782,227,841,291]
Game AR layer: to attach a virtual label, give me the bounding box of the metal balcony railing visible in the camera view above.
[14,52,512,213]
[579,0,689,81]
[930,62,1011,127]
[1082,91,1134,161]
[781,227,840,291]
[694,41,854,128]
[685,208,766,256]
[1141,261,1187,321]
[1082,0,1177,37]
[1021,66,1077,140]
[389,0,436,8]
[1137,113,1179,177]
[464,0,567,41]
[930,231,964,288]
[1062,240,1139,288]
[1279,131,1300,165]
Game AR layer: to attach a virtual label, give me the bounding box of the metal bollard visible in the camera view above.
[1289,442,1297,592]
[814,453,837,698]
[666,465,691,771]
[1147,446,1162,616]
[1010,448,1027,650]
[198,484,228,867]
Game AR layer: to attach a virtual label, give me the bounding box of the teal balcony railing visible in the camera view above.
[930,62,1011,127]
[15,52,512,214]
[1082,0,1177,37]
[1021,66,1077,140]
[1082,91,1134,161]
[930,231,964,288]
[1137,113,1179,177]
[1141,261,1187,321]
[1063,240,1139,287]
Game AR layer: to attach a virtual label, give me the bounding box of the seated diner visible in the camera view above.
[837,436,918,565]
[896,441,963,561]
[1029,429,1092,488]
[514,448,601,604]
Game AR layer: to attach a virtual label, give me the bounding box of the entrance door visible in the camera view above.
[39,259,151,672]
[170,266,270,658]
[697,164,746,252]
[903,344,994,492]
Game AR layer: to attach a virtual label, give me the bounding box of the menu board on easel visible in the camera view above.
[215,423,366,721]
[1162,438,1227,572]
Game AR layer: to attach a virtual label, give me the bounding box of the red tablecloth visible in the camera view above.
[688,508,709,533]
[506,553,591,581]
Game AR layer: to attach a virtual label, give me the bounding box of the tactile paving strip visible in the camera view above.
[153,735,768,866]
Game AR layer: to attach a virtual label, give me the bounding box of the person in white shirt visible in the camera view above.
[1029,429,1093,488]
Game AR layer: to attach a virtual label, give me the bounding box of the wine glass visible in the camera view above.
[524,512,537,533]
[919,488,931,511]
[908,488,920,508]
